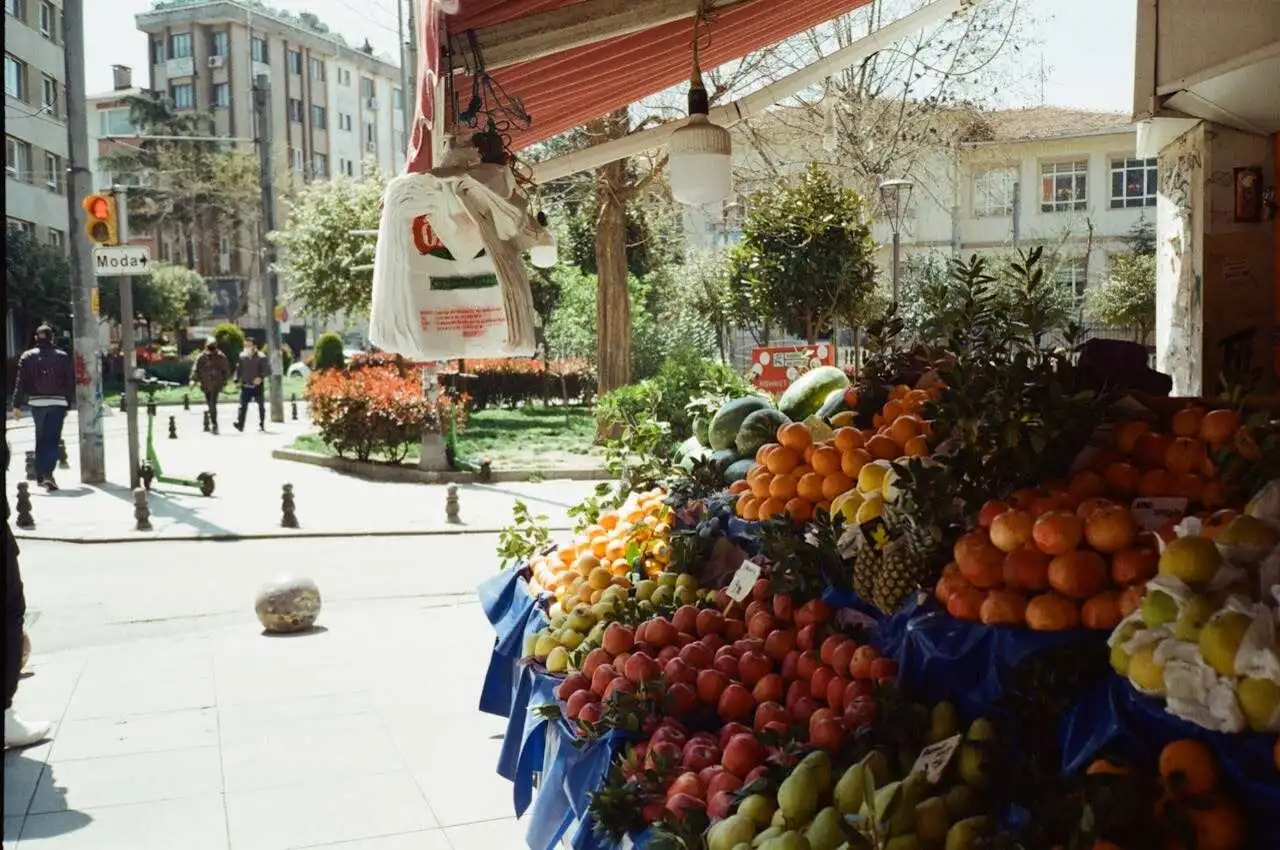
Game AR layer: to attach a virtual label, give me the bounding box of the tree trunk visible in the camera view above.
[593,110,633,398]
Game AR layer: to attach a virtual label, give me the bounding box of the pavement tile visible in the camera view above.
[293,829,453,850]
[444,816,527,850]
[63,673,216,720]
[15,793,227,849]
[3,750,45,819]
[28,746,223,814]
[47,708,219,762]
[5,816,24,844]
[225,773,439,850]
[221,711,405,792]
[215,691,376,739]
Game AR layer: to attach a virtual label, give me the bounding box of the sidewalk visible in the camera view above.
[6,406,597,542]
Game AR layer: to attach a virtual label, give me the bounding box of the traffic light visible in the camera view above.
[82,193,119,246]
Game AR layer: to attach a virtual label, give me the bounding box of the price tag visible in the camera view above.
[619,835,635,850]
[910,734,962,784]
[725,560,761,602]
[1131,497,1188,532]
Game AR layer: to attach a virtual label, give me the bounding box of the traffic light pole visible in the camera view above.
[62,0,105,483]
[115,188,142,489]
[254,75,284,424]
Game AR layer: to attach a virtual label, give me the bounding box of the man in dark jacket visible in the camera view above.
[234,337,271,432]
[190,339,231,434]
[4,439,52,749]
[11,325,75,491]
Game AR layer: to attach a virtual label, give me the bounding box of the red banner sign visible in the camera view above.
[748,344,835,393]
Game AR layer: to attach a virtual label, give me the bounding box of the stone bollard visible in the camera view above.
[202,411,211,433]
[290,394,298,421]
[24,450,36,481]
[120,395,127,412]
[15,482,35,529]
[58,439,69,469]
[255,576,321,633]
[168,415,178,439]
[147,400,157,418]
[281,483,299,528]
[445,483,461,524]
[183,393,191,411]
[133,488,153,531]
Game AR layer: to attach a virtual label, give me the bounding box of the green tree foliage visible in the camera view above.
[313,332,345,370]
[214,323,246,364]
[1086,253,1157,342]
[5,225,71,340]
[97,263,210,335]
[270,164,386,318]
[728,164,877,343]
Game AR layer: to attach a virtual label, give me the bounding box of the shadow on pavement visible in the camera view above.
[260,625,330,638]
[96,483,234,537]
[3,753,94,839]
[470,482,583,510]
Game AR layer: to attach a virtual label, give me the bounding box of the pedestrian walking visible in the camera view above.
[234,337,270,432]
[10,324,75,491]
[189,339,231,434]
[4,439,52,749]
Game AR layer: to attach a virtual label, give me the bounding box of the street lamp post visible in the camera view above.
[877,178,914,305]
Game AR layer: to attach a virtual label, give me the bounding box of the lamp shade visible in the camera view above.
[669,114,732,206]
[530,231,558,268]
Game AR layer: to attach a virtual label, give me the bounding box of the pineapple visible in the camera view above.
[873,537,924,613]
[871,459,953,613]
[851,536,880,600]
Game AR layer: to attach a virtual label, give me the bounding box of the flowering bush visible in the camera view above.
[307,364,435,463]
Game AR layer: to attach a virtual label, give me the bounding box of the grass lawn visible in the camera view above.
[104,375,308,407]
[292,404,604,471]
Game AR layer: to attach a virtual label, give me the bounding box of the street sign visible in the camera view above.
[92,245,152,277]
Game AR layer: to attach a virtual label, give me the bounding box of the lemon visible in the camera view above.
[1215,516,1280,566]
[857,460,892,495]
[855,494,885,524]
[1236,677,1280,732]
[881,465,902,503]
[830,490,864,524]
[1127,645,1165,694]
[1158,536,1223,586]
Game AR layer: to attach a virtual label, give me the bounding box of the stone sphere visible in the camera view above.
[21,630,30,670]
[255,576,322,633]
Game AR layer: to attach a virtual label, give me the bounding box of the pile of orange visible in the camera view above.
[936,497,1160,631]
[529,488,673,606]
[731,384,939,523]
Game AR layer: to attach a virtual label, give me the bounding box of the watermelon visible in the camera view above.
[816,387,850,420]
[778,366,850,421]
[709,448,739,471]
[724,458,755,484]
[692,415,711,447]
[708,396,773,450]
[735,409,791,457]
[674,436,706,464]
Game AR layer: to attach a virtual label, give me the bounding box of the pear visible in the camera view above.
[957,743,989,789]
[863,749,892,786]
[885,837,921,850]
[752,827,784,848]
[1200,611,1252,676]
[771,808,789,829]
[533,631,558,659]
[942,784,978,820]
[557,628,585,651]
[707,814,759,850]
[522,632,540,658]
[1139,590,1178,628]
[1109,643,1132,676]
[1215,515,1280,565]
[757,832,811,850]
[739,794,777,828]
[1236,677,1280,732]
[545,645,570,673]
[944,816,992,850]
[1174,594,1216,642]
[928,702,960,744]
[834,763,871,815]
[650,585,674,607]
[915,797,951,844]
[634,580,657,601]
[892,774,930,835]
[804,807,845,850]
[869,780,903,829]
[658,571,680,587]
[566,605,595,633]
[965,718,996,742]
[796,750,833,793]
[778,766,822,823]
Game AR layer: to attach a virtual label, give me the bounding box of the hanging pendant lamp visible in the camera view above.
[530,210,558,268]
[668,11,732,206]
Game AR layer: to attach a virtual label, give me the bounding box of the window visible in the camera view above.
[48,227,64,249]
[37,0,52,37]
[6,136,31,177]
[170,83,194,110]
[44,151,61,192]
[151,38,165,65]
[360,76,375,98]
[1110,156,1157,209]
[169,33,192,59]
[309,57,325,81]
[290,147,303,172]
[364,122,375,145]
[312,153,327,178]
[5,1,25,19]
[393,87,403,111]
[99,107,136,136]
[337,112,352,131]
[311,104,326,129]
[211,31,229,57]
[287,49,302,75]
[5,54,28,101]
[337,67,350,86]
[41,74,57,114]
[339,157,354,177]
[211,82,229,108]
[287,98,303,123]
[1054,257,1088,304]
[251,37,267,63]
[972,166,1016,218]
[8,218,35,235]
[1040,160,1088,213]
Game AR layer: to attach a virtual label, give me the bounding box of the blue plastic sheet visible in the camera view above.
[479,573,548,719]
[1062,676,1280,850]
[821,584,887,623]
[725,517,763,555]
[872,597,1108,719]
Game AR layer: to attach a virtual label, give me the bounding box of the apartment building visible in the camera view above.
[4,0,69,247]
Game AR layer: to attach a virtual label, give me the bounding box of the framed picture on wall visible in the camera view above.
[1233,166,1263,222]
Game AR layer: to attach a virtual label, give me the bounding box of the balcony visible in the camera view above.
[166,56,195,78]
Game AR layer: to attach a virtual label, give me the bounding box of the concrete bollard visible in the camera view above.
[280,483,299,528]
[133,488,153,531]
[146,400,157,418]
[183,393,191,411]
[445,483,461,524]
[202,411,211,433]
[120,395,127,412]
[58,439,69,469]
[290,394,298,421]
[168,415,178,439]
[15,482,34,529]
[25,450,36,481]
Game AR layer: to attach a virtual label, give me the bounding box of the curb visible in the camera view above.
[272,447,613,484]
[14,523,577,544]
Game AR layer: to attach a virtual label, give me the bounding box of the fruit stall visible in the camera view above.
[476,336,1280,850]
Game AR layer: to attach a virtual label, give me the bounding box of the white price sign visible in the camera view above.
[910,733,963,784]
[725,561,761,602]
[1131,497,1188,532]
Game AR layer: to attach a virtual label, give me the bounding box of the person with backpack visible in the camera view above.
[190,339,231,434]
[10,325,75,491]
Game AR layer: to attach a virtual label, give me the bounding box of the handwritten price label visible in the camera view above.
[725,561,762,602]
[910,734,963,784]
[1131,497,1188,532]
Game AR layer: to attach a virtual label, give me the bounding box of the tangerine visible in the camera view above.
[1118,583,1145,616]
[757,497,785,521]
[1048,550,1109,599]
[1110,546,1158,586]
[1103,462,1141,497]
[946,587,987,621]
[1068,470,1109,501]
[749,473,773,499]
[902,435,929,457]
[990,510,1035,553]
[1003,547,1051,591]
[777,422,812,451]
[935,571,971,606]
[803,444,817,464]
[1077,497,1116,521]
[1137,468,1176,498]
[1135,432,1173,469]
[1172,472,1205,503]
[1165,437,1208,475]
[1024,593,1080,631]
[1084,505,1139,553]
[881,400,904,422]
[888,415,924,446]
[954,530,1005,589]
[1171,407,1206,438]
[785,498,814,523]
[866,434,900,460]
[797,473,826,503]
[756,443,779,465]
[979,500,1012,528]
[1033,511,1084,555]
[728,480,751,495]
[841,448,872,478]
[1081,590,1123,630]
[1158,739,1219,796]
[980,589,1029,626]
[821,472,856,501]
[832,427,864,453]
[765,447,801,475]
[1198,409,1238,446]
[737,497,760,521]
[1113,420,1151,453]
[811,446,843,476]
[769,474,799,501]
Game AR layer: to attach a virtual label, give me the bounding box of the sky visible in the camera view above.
[86,0,1137,113]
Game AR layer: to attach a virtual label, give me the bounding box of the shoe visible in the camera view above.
[259,424,266,432]
[211,426,219,435]
[234,422,244,432]
[38,477,58,492]
[4,709,53,749]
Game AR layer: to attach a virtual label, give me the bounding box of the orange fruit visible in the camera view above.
[1081,590,1123,630]
[840,448,872,478]
[1003,547,1051,591]
[1172,472,1205,502]
[736,496,760,520]
[888,415,924,447]
[728,480,750,494]
[1113,420,1150,453]
[832,427,864,453]
[810,446,842,476]
[1158,739,1219,796]
[946,586,988,621]
[1110,546,1159,586]
[866,434,899,460]
[821,472,855,501]
[990,510,1035,553]
[1137,468,1175,498]
[1084,505,1139,553]
[1068,470,1109,501]
[1025,593,1080,631]
[756,442,779,465]
[796,472,825,502]
[785,498,814,523]
[1171,407,1206,438]
[793,463,814,479]
[765,447,801,475]
[1198,409,1238,446]
[979,500,1013,528]
[980,589,1029,626]
[881,399,903,421]
[1077,497,1116,521]
[1165,437,1208,475]
[954,530,1005,589]
[768,474,799,501]
[778,422,812,451]
[1103,462,1141,497]
[749,473,774,499]
[1048,550,1109,599]
[803,444,817,464]
[1135,432,1173,469]
[1118,583,1145,616]
[890,384,911,401]
[757,497,785,521]
[902,435,929,457]
[1032,511,1084,555]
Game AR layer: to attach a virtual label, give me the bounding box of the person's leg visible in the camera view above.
[29,408,54,481]
[205,390,219,431]
[255,386,265,429]
[236,386,250,431]
[3,534,24,711]
[46,407,67,481]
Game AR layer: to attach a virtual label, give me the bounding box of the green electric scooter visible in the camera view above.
[134,374,216,496]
